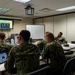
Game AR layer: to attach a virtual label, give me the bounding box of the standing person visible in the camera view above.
[55,32,66,44]
[0,32,13,54]
[42,32,66,75]
[5,30,40,75]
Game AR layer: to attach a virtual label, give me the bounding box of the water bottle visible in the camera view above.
[11,38,15,44]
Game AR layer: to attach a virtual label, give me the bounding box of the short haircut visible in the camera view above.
[45,32,50,34]
[20,30,30,42]
[0,33,5,40]
[46,32,54,41]
[60,32,63,35]
[44,32,50,37]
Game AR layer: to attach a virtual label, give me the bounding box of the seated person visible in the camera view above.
[55,32,66,44]
[37,32,49,53]
[4,30,40,75]
[0,32,13,54]
[42,32,66,75]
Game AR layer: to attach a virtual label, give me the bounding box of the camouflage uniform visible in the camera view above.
[5,42,40,75]
[42,41,66,75]
[55,36,66,44]
[37,39,47,53]
[0,42,13,54]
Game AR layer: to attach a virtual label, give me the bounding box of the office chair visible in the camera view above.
[0,51,7,64]
[62,57,75,75]
[0,51,8,75]
[26,66,50,75]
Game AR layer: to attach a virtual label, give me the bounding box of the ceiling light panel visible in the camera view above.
[0,8,10,13]
[56,6,75,11]
[13,0,31,3]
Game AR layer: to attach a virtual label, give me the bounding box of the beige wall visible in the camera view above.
[34,13,75,42]
[34,18,43,25]
[54,15,67,39]
[44,17,53,33]
[67,13,75,42]
[0,17,33,38]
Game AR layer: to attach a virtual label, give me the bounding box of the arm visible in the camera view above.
[4,47,15,72]
[42,45,49,59]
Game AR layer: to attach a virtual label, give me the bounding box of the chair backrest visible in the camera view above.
[62,57,75,75]
[26,66,50,75]
[0,51,7,64]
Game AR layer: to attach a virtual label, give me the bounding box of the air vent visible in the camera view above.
[40,8,52,12]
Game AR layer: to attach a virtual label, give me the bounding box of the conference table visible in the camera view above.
[61,43,75,58]
[62,43,75,51]
[0,63,5,72]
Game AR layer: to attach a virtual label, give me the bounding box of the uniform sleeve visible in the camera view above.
[4,47,15,72]
[37,41,43,47]
[62,37,66,41]
[42,44,55,59]
[42,45,49,59]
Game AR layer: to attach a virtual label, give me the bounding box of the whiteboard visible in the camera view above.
[26,25,45,39]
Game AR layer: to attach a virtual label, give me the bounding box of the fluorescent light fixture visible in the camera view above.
[14,0,31,3]
[0,8,10,13]
[56,6,75,11]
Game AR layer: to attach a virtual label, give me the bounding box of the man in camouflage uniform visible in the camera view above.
[55,32,66,44]
[5,30,40,75]
[0,33,13,54]
[42,32,66,75]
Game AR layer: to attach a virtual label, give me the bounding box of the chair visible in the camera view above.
[26,66,50,75]
[0,51,8,75]
[0,51,7,64]
[62,57,75,75]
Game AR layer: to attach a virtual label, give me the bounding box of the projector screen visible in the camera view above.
[0,19,13,30]
[26,25,45,39]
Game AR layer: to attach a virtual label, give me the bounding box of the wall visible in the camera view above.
[44,17,54,33]
[67,13,75,42]
[34,13,75,42]
[54,15,67,39]
[0,17,33,38]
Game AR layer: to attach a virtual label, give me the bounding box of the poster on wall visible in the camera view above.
[26,25,45,39]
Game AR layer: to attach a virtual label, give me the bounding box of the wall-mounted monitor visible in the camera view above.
[0,19,13,30]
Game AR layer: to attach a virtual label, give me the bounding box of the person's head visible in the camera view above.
[45,32,54,43]
[0,33,6,42]
[57,32,63,37]
[18,30,30,44]
[44,31,50,39]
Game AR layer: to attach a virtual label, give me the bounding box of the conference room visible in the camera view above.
[0,0,75,75]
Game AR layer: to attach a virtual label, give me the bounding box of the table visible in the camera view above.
[62,43,75,58]
[68,43,75,48]
[62,43,75,51]
[0,63,5,72]
[0,63,5,75]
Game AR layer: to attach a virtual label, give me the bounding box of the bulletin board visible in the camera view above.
[26,25,45,39]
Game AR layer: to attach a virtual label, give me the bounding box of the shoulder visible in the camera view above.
[0,43,10,47]
[47,41,62,48]
[29,43,39,49]
[44,43,50,49]
[12,44,20,49]
[12,43,39,51]
[60,36,65,39]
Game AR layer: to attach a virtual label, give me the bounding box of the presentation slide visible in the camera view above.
[0,20,13,29]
